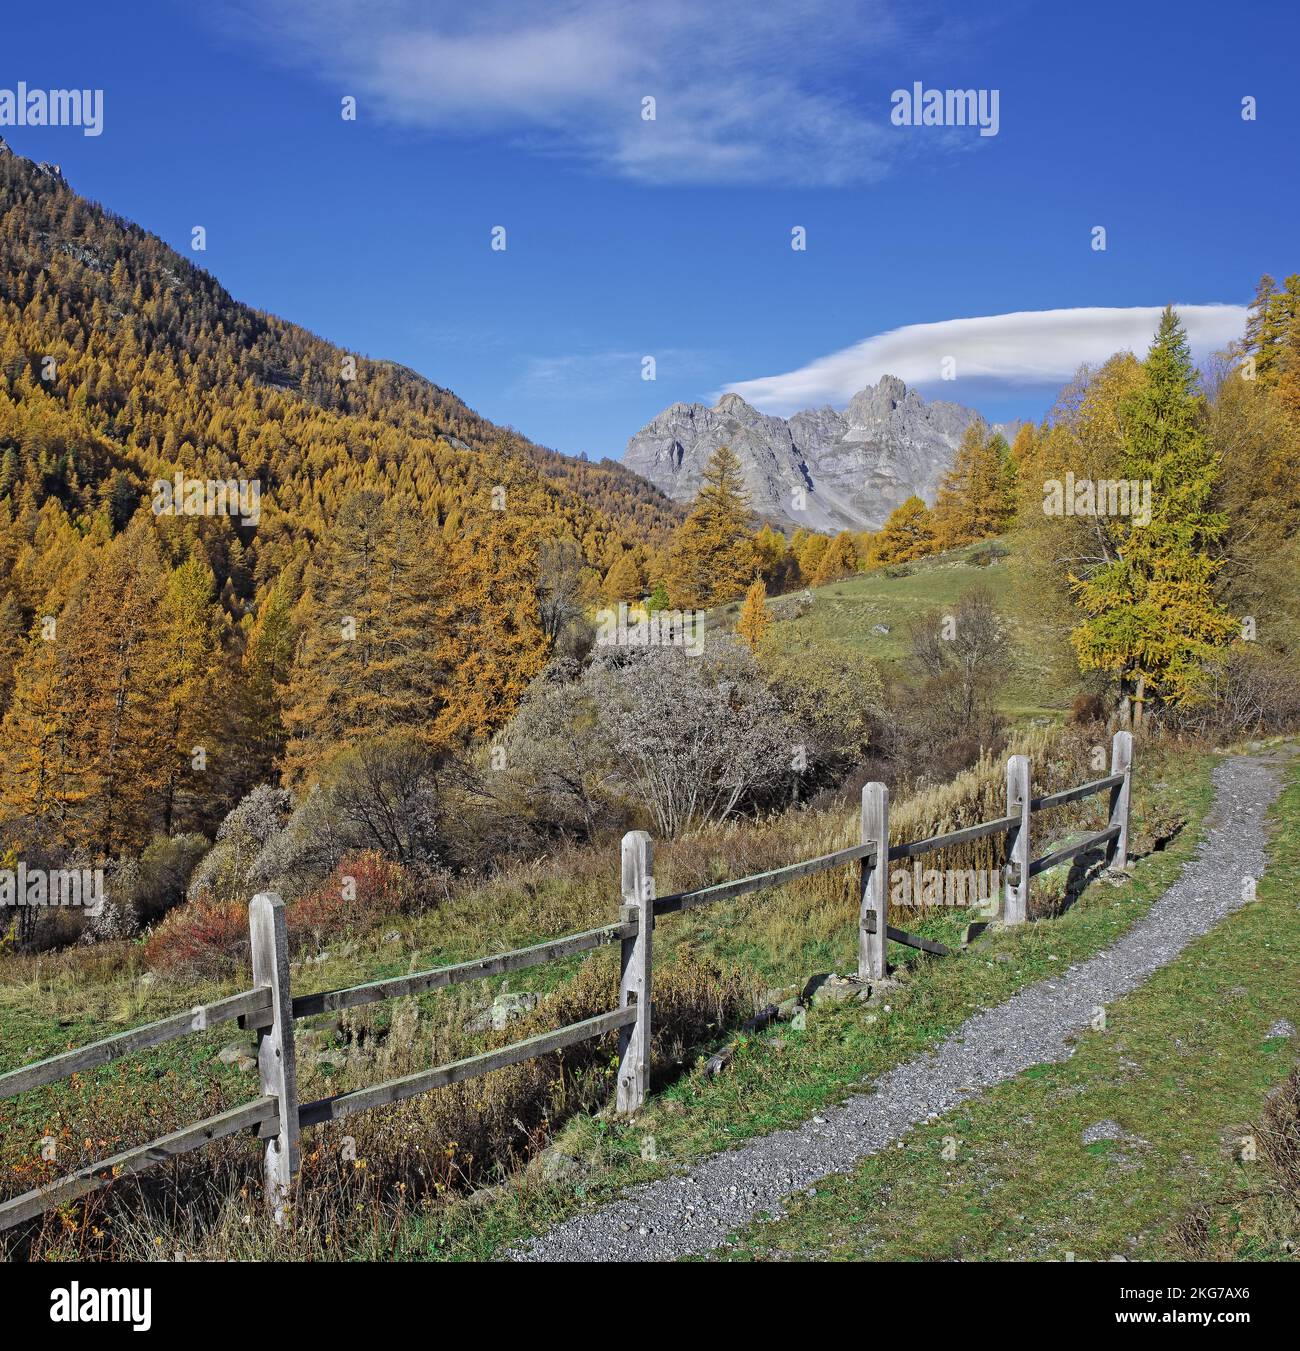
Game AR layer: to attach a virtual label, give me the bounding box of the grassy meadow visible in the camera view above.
[711,542,1072,721]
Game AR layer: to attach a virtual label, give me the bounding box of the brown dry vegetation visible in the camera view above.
[0,721,1185,1260]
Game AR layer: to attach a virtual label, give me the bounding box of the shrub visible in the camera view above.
[1165,644,1300,737]
[756,639,885,787]
[187,785,292,904]
[131,834,210,926]
[143,897,249,978]
[145,851,421,975]
[494,669,620,843]
[587,643,799,837]
[286,852,418,954]
[968,540,1010,567]
[1069,693,1108,726]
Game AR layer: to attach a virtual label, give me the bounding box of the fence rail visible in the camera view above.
[0,731,1133,1234]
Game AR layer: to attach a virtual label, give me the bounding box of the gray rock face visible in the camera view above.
[623,375,1020,531]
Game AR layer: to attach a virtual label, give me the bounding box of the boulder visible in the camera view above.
[216,1041,257,1073]
[802,972,869,1007]
[467,991,541,1034]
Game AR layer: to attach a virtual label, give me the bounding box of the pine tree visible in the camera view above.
[753,524,798,591]
[602,552,644,602]
[865,496,937,565]
[282,492,450,784]
[735,578,772,648]
[0,591,24,716]
[811,531,859,585]
[665,446,757,606]
[1241,273,1278,375]
[794,531,829,582]
[60,518,172,855]
[646,580,670,614]
[931,422,1014,549]
[239,579,297,788]
[1070,307,1235,724]
[433,499,549,746]
[157,555,227,834]
[0,628,85,839]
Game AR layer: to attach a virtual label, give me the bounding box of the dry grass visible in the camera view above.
[0,721,1173,1260]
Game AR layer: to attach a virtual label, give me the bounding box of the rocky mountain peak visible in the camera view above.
[713,391,752,415]
[0,135,66,183]
[623,375,1020,532]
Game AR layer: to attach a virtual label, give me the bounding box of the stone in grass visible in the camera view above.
[466,990,541,1034]
[802,973,870,1007]
[528,1140,587,1185]
[216,1041,258,1074]
[1266,1019,1296,1040]
[1082,1119,1145,1148]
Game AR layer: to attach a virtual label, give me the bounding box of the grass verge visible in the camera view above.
[705,753,1300,1262]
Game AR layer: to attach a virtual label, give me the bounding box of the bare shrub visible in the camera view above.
[1165,644,1300,738]
[589,643,798,837]
[494,666,621,843]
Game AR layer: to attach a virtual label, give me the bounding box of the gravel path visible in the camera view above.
[511,752,1289,1263]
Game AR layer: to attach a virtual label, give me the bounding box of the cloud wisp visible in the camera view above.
[722,304,1249,414]
[219,0,963,186]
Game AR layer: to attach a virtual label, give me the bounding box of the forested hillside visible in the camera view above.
[0,140,681,856]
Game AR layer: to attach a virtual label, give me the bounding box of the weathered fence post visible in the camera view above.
[1107,730,1133,870]
[859,783,888,981]
[249,892,299,1222]
[617,831,654,1113]
[1003,755,1031,925]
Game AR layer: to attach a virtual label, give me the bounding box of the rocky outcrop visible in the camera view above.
[623,375,1020,531]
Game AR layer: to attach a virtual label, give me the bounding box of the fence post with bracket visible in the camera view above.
[1003,755,1031,924]
[1107,730,1133,870]
[248,892,299,1223]
[617,831,654,1113]
[859,782,889,981]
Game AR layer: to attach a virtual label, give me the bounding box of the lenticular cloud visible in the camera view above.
[724,304,1248,415]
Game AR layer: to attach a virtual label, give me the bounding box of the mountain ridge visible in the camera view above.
[624,375,1022,531]
[0,133,684,562]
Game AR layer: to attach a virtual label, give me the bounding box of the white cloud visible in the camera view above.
[217,0,955,185]
[517,347,714,400]
[722,304,1249,414]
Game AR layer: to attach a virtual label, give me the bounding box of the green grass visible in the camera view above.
[0,726,1243,1262]
[712,541,1069,720]
[0,741,1222,1259]
[382,746,1222,1259]
[705,753,1300,1262]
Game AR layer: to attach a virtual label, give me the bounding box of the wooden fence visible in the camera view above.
[0,731,1132,1233]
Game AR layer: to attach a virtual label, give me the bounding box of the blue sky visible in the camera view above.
[4,0,1298,457]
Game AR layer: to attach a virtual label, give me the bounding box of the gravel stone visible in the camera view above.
[510,754,1286,1263]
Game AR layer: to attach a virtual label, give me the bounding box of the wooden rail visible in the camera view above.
[0,732,1133,1234]
[0,1098,278,1231]
[1027,824,1121,879]
[291,923,632,1019]
[298,1007,635,1128]
[652,842,876,917]
[0,988,270,1100]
